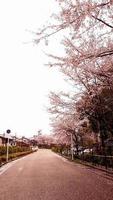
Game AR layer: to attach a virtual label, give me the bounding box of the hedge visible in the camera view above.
[0,150,37,166]
[0,146,31,156]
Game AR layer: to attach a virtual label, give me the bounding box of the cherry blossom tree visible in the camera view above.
[35,0,113,154]
[48,91,96,154]
[34,0,113,98]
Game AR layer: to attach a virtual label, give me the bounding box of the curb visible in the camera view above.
[0,150,37,168]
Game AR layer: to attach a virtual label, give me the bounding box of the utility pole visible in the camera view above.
[71,132,74,161]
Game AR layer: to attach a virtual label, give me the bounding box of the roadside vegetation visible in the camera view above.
[0,146,36,166]
[51,145,113,169]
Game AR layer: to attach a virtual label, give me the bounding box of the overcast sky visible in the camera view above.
[0,0,70,137]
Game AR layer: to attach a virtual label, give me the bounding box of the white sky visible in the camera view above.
[0,0,71,137]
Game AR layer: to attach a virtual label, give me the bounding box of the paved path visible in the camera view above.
[0,149,113,200]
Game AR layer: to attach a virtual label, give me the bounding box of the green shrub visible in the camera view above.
[0,146,7,155]
[0,146,31,156]
[0,150,34,165]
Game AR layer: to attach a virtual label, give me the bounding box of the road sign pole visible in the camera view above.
[6,129,11,163]
[6,137,9,162]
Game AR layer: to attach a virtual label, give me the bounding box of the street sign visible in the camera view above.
[6,129,11,134]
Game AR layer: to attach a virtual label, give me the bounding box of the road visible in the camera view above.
[0,149,113,200]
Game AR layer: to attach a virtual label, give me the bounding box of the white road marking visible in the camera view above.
[0,156,27,176]
[53,153,69,163]
[61,157,68,162]
[18,167,23,171]
[0,162,13,175]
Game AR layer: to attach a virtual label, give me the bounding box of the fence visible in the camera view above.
[75,154,113,170]
[52,146,113,170]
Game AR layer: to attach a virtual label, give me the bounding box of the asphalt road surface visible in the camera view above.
[0,149,113,200]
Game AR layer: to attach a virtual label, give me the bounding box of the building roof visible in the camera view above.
[0,134,12,139]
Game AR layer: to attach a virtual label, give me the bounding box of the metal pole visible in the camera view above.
[6,129,11,163]
[71,132,74,161]
[6,137,9,162]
